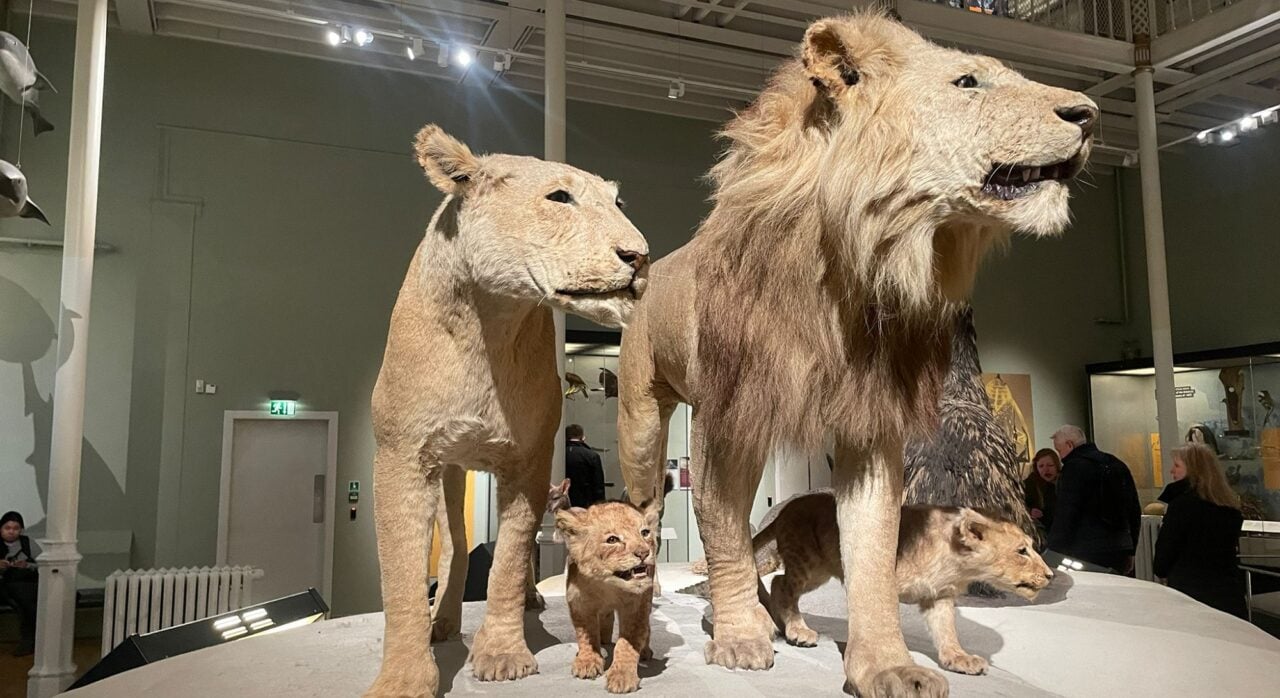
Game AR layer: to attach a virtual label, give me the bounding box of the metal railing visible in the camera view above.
[927,0,1238,41]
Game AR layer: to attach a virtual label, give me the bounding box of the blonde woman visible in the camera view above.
[1152,444,1246,618]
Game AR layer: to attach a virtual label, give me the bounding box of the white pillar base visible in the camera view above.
[27,542,82,698]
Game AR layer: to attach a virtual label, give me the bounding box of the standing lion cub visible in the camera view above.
[555,500,660,694]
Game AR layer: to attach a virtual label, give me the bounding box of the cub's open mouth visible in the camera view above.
[981,150,1086,201]
[614,564,649,581]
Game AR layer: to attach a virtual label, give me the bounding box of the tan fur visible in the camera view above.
[755,495,1052,675]
[366,126,648,698]
[617,14,1093,696]
[556,501,661,694]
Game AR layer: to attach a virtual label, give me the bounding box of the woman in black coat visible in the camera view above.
[1153,444,1247,619]
[1024,448,1060,540]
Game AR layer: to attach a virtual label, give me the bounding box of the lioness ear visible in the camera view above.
[555,507,588,536]
[413,124,481,195]
[640,496,662,530]
[555,478,571,497]
[802,21,861,96]
[955,510,988,550]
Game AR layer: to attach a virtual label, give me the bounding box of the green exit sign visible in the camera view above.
[269,400,297,416]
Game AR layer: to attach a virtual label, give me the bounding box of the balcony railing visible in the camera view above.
[927,0,1238,41]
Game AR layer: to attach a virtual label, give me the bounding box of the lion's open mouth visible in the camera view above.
[614,564,650,581]
[555,278,639,300]
[981,151,1086,201]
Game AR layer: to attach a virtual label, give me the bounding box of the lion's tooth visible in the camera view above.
[1020,169,1031,183]
[1029,167,1041,181]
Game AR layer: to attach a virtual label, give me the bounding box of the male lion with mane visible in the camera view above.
[616,14,1095,697]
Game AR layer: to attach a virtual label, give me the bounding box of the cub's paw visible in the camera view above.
[605,667,641,694]
[704,637,775,670]
[864,665,949,698]
[940,651,988,676]
[639,645,654,661]
[572,652,605,680]
[784,625,819,648]
[470,650,538,682]
[430,616,460,642]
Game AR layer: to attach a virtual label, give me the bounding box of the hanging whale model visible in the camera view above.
[0,159,49,224]
[0,31,56,137]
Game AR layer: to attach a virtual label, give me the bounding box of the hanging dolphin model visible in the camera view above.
[0,31,55,137]
[0,159,48,224]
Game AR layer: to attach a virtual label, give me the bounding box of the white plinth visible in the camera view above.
[65,564,1280,697]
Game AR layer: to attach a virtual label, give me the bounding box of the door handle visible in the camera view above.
[313,474,325,523]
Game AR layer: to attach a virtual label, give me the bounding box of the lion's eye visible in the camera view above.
[546,190,574,204]
[1018,547,1029,556]
[953,74,979,89]
[606,535,621,544]
[615,197,626,210]
[641,529,651,537]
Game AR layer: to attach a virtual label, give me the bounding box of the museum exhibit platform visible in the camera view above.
[64,564,1280,697]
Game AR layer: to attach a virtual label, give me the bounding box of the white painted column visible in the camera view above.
[545,0,567,485]
[538,0,569,581]
[29,0,109,695]
[1133,66,1180,466]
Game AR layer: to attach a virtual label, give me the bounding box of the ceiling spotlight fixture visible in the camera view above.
[1218,128,1237,144]
[437,43,449,68]
[668,79,685,99]
[406,37,423,61]
[1195,130,1211,145]
[1260,108,1279,126]
[325,27,342,46]
[454,48,474,67]
[354,28,374,47]
[1239,115,1259,132]
[494,52,513,73]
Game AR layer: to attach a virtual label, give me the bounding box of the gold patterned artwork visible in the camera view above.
[983,373,1035,472]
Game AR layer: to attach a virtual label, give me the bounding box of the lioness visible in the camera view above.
[366,127,648,697]
[556,500,661,694]
[753,492,1052,675]
[617,14,1093,696]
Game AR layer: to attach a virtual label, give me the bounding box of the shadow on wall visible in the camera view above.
[0,275,127,578]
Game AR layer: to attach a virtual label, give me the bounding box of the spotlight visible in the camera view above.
[325,28,342,46]
[1260,108,1279,126]
[327,24,352,46]
[494,51,512,73]
[1218,128,1237,144]
[1239,115,1259,132]
[667,79,685,99]
[354,28,373,47]
[437,43,449,68]
[1195,130,1212,145]
[406,37,422,61]
[454,48,473,67]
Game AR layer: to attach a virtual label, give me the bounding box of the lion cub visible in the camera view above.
[756,492,1053,675]
[555,500,660,694]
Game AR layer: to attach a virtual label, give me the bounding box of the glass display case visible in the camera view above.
[1088,343,1280,519]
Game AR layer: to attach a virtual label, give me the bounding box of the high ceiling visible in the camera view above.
[26,0,1280,168]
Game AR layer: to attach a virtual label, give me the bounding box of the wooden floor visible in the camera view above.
[0,639,99,698]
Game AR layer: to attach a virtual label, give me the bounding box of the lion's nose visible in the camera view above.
[1046,568,1055,580]
[1055,104,1098,136]
[616,248,648,271]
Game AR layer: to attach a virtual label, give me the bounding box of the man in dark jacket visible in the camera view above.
[1047,425,1142,574]
[565,424,606,508]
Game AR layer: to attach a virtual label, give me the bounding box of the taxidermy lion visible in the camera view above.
[751,493,1052,675]
[616,13,1095,696]
[556,500,661,694]
[366,126,649,698]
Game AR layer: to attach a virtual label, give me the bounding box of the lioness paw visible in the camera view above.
[785,625,819,648]
[703,637,775,670]
[940,651,988,676]
[470,650,538,682]
[572,652,605,680]
[864,665,949,698]
[605,667,641,694]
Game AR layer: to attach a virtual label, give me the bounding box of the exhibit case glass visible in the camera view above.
[1088,343,1280,519]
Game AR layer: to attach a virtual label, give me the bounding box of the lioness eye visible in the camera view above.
[953,74,978,89]
[606,535,620,544]
[641,529,651,537]
[546,190,574,204]
[1018,547,1029,556]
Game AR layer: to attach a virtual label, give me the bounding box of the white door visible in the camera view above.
[219,414,336,603]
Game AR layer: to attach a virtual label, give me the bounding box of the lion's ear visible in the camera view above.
[413,124,481,195]
[802,21,861,96]
[554,478,571,497]
[955,509,988,550]
[640,496,662,530]
[555,507,589,536]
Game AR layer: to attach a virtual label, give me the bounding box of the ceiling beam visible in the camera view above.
[116,0,156,34]
[1161,58,1280,112]
[1155,42,1280,105]
[1151,0,1280,69]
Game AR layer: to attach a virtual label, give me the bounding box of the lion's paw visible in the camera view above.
[703,636,775,670]
[364,660,439,698]
[784,625,818,648]
[639,645,654,661]
[605,667,641,694]
[572,652,605,680]
[861,665,949,698]
[939,651,988,676]
[430,615,460,642]
[470,650,538,682]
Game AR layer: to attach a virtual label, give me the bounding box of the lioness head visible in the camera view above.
[413,125,649,328]
[952,509,1054,600]
[556,500,660,591]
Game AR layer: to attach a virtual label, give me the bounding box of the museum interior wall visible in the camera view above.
[1,17,1277,615]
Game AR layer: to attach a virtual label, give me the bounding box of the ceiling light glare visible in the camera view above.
[454,48,473,67]
[1259,108,1279,125]
[1239,115,1259,132]
[354,28,373,47]
[325,27,342,46]
[437,43,449,68]
[406,37,422,61]
[1195,130,1212,145]
[1218,128,1237,144]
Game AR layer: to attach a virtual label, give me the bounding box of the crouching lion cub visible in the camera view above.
[757,492,1053,675]
[555,501,660,694]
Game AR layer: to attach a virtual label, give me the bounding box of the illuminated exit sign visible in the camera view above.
[269,400,297,416]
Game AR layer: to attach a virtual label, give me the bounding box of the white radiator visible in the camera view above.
[101,566,265,656]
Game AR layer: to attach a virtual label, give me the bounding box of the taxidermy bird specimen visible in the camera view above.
[596,367,618,399]
[564,372,589,400]
[1260,390,1275,428]
[0,160,48,224]
[0,32,56,137]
